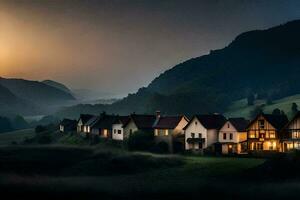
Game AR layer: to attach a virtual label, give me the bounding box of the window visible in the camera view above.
[269,132,275,138]
[227,123,230,128]
[191,133,195,138]
[223,133,226,140]
[258,120,265,129]
[199,133,202,138]
[230,133,233,140]
[195,121,198,125]
[114,129,116,134]
[118,130,122,134]
[165,129,169,136]
[130,129,133,135]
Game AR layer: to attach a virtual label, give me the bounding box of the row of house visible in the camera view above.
[60,111,300,154]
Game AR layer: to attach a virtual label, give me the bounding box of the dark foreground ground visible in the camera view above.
[1,145,300,200]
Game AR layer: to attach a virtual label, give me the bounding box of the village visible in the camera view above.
[60,110,300,155]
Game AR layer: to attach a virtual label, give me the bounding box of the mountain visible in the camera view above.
[42,80,72,94]
[57,20,300,118]
[0,78,75,106]
[0,84,37,115]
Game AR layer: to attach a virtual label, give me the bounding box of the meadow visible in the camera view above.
[1,130,300,199]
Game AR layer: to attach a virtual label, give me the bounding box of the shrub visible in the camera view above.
[127,130,154,151]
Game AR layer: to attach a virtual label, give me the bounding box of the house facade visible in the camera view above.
[90,114,119,138]
[153,115,189,152]
[281,112,300,152]
[218,118,249,154]
[77,114,94,133]
[112,116,130,140]
[122,114,156,137]
[184,114,226,153]
[247,113,288,152]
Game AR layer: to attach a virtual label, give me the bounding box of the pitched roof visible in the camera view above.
[114,116,130,125]
[228,118,250,132]
[184,114,226,130]
[153,116,186,129]
[263,114,288,130]
[247,113,289,130]
[79,114,94,124]
[61,119,77,126]
[123,114,156,129]
[85,116,100,126]
[283,111,300,129]
[92,115,119,129]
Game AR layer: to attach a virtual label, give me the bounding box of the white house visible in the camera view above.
[218,118,249,154]
[184,114,226,153]
[112,116,130,140]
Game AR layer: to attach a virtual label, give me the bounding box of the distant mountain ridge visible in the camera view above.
[42,80,72,94]
[0,77,75,115]
[57,19,300,118]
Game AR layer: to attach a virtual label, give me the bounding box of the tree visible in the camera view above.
[0,116,13,133]
[250,105,263,119]
[272,108,281,115]
[292,102,298,115]
[247,94,255,106]
[12,115,29,130]
[127,130,154,151]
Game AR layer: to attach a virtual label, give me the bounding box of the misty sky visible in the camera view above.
[1,0,300,97]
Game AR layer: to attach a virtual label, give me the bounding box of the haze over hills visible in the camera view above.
[57,20,300,119]
[0,77,76,116]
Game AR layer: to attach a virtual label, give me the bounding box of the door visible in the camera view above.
[228,144,233,154]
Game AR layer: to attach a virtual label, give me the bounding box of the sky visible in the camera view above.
[1,0,300,97]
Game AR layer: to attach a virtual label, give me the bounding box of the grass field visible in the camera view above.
[0,145,267,199]
[225,94,300,119]
[0,129,35,145]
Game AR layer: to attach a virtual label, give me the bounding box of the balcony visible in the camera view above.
[187,138,205,143]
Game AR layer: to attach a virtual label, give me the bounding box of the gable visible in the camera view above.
[219,121,238,132]
[248,115,276,130]
[174,116,189,130]
[288,116,300,130]
[185,117,207,133]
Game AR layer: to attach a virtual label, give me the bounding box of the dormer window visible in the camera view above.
[258,120,265,129]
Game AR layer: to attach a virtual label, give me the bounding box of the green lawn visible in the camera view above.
[0,129,35,145]
[0,145,266,199]
[225,94,300,119]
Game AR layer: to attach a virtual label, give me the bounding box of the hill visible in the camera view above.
[42,80,72,94]
[0,77,75,106]
[58,20,300,118]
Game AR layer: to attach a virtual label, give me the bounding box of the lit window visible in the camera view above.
[165,129,169,136]
[269,132,275,138]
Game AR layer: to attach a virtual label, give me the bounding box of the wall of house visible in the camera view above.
[174,117,189,136]
[154,130,173,153]
[287,117,300,139]
[123,120,138,138]
[112,123,124,140]
[207,129,218,147]
[77,119,83,132]
[185,117,207,150]
[219,121,238,143]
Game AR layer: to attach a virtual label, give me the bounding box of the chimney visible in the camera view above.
[156,111,161,119]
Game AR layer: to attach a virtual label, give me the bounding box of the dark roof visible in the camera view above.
[263,114,288,130]
[123,114,156,129]
[248,113,289,130]
[116,116,130,125]
[79,114,94,124]
[61,119,77,126]
[153,116,186,129]
[92,115,119,129]
[189,114,226,130]
[283,111,300,129]
[85,116,100,126]
[228,118,250,132]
